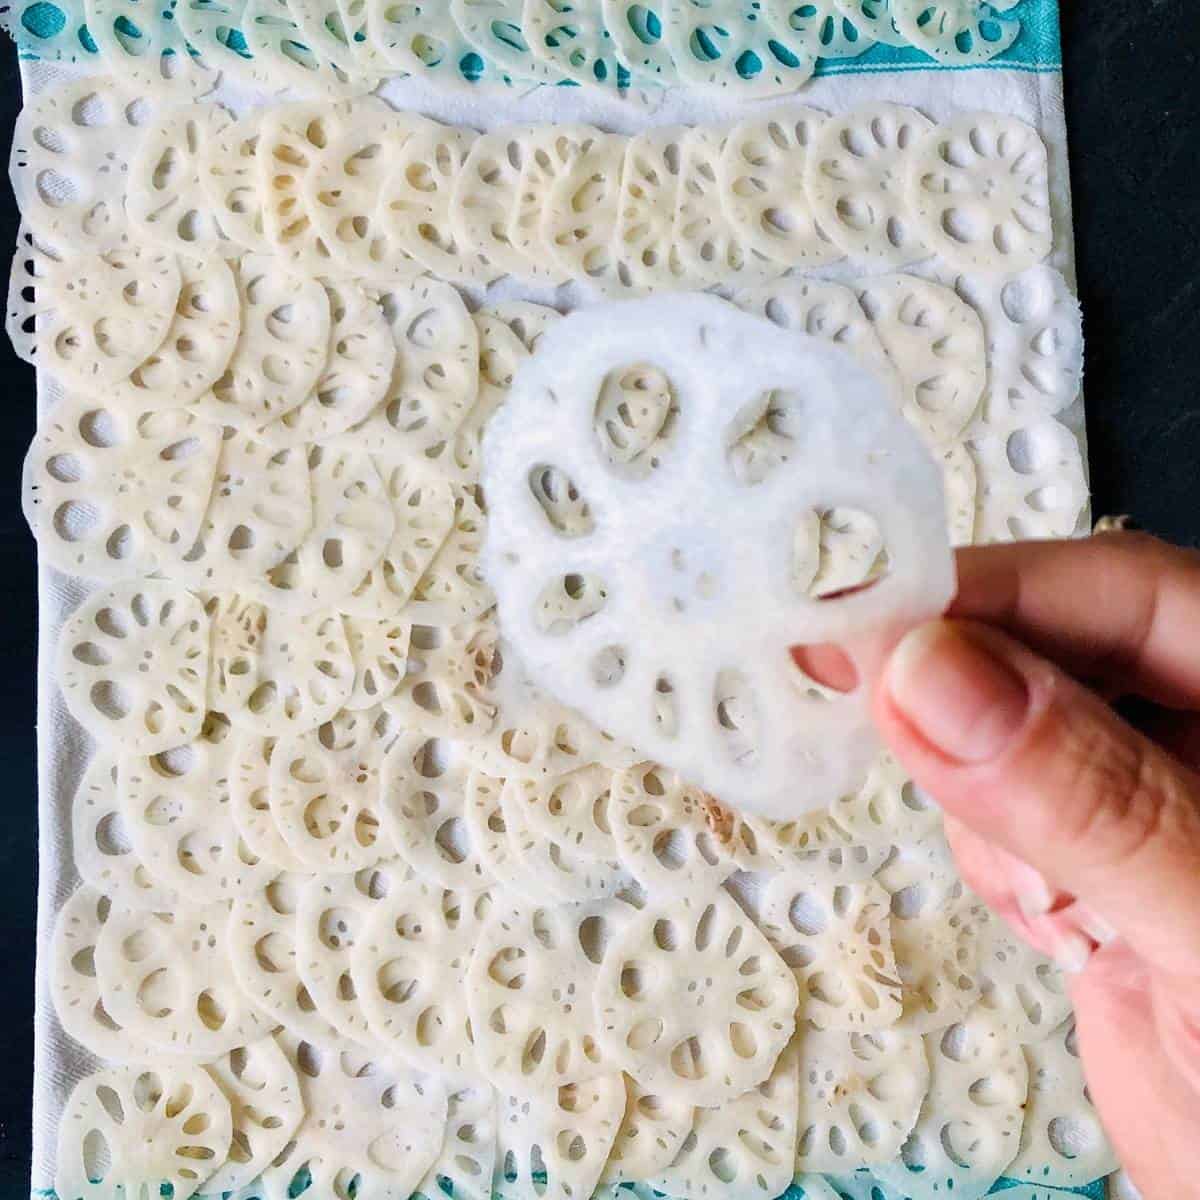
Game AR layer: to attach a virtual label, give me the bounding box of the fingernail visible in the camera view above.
[888,622,1029,764]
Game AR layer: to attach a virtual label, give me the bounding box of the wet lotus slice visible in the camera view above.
[481,295,954,817]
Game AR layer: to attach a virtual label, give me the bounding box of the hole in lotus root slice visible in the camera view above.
[228,733,309,872]
[1006,1018,1118,1187]
[794,1026,930,1173]
[592,360,680,478]
[500,1076,627,1200]
[595,890,798,1105]
[94,900,270,1057]
[107,255,241,413]
[23,398,220,582]
[55,1063,232,1200]
[664,0,815,97]
[9,76,148,253]
[418,1081,498,1200]
[7,231,182,386]
[790,506,892,600]
[718,108,844,271]
[830,752,942,848]
[268,706,399,873]
[227,870,343,1045]
[85,0,218,94]
[382,733,497,891]
[650,1037,799,1200]
[766,0,875,58]
[260,1031,448,1200]
[523,0,627,88]
[534,571,610,637]
[344,616,412,710]
[856,273,986,447]
[907,114,1051,274]
[51,887,168,1061]
[833,0,907,45]
[198,110,273,256]
[529,464,596,538]
[407,487,496,623]
[380,126,497,285]
[386,619,500,741]
[805,104,934,266]
[954,267,1083,422]
[202,1034,304,1196]
[613,126,689,295]
[57,581,209,754]
[72,753,179,911]
[608,763,772,899]
[876,1008,1029,1200]
[241,0,363,97]
[293,863,411,1054]
[759,875,902,1031]
[963,413,1088,543]
[600,1075,694,1184]
[603,0,674,78]
[120,713,275,904]
[939,441,978,546]
[451,0,569,84]
[205,595,354,737]
[192,253,330,432]
[351,879,493,1074]
[183,433,302,592]
[974,916,1072,1044]
[350,278,481,468]
[126,103,237,255]
[468,897,632,1096]
[892,0,1020,65]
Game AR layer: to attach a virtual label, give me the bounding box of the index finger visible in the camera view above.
[950,532,1200,708]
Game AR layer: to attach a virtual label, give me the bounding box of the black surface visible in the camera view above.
[0,6,1198,1189]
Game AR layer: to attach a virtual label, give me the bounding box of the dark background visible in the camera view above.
[0,4,1198,1189]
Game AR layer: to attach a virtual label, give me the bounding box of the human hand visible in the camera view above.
[872,532,1200,1200]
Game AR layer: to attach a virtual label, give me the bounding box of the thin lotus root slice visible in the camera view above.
[227,870,343,1047]
[361,0,501,83]
[893,0,1020,64]
[514,762,620,863]
[288,0,376,85]
[84,0,216,94]
[382,733,498,892]
[964,412,1088,542]
[95,901,270,1057]
[407,488,494,624]
[759,875,902,1032]
[594,890,799,1105]
[340,461,457,619]
[452,0,567,83]
[268,706,397,873]
[385,619,499,741]
[418,1082,498,1200]
[72,753,178,911]
[794,1026,929,1173]
[877,1009,1029,1200]
[805,103,934,266]
[23,398,220,582]
[831,751,942,847]
[229,733,308,872]
[719,107,844,270]
[907,114,1051,273]
[206,595,353,736]
[523,0,626,88]
[766,0,875,58]
[1006,1018,1117,1187]
[351,278,481,467]
[58,581,208,754]
[293,864,408,1053]
[974,916,1071,1043]
[941,440,979,545]
[352,879,493,1075]
[954,266,1083,422]
[500,1076,626,1200]
[51,887,167,1061]
[257,1033,446,1200]
[120,714,274,904]
[833,0,906,44]
[257,446,395,615]
[650,1039,798,1200]
[202,1035,304,1197]
[613,126,688,294]
[601,1076,694,1183]
[257,281,397,449]
[199,111,272,255]
[344,615,412,709]
[664,0,814,98]
[856,273,986,446]
[8,233,181,387]
[127,103,236,255]
[174,0,263,90]
[108,255,241,413]
[241,0,361,99]
[464,769,538,896]
[193,254,330,432]
[55,1063,232,1200]
[608,762,772,898]
[9,76,145,253]
[380,126,495,285]
[467,897,632,1096]
[604,0,674,77]
[175,435,313,592]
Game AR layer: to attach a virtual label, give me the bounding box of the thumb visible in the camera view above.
[874,618,1200,977]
